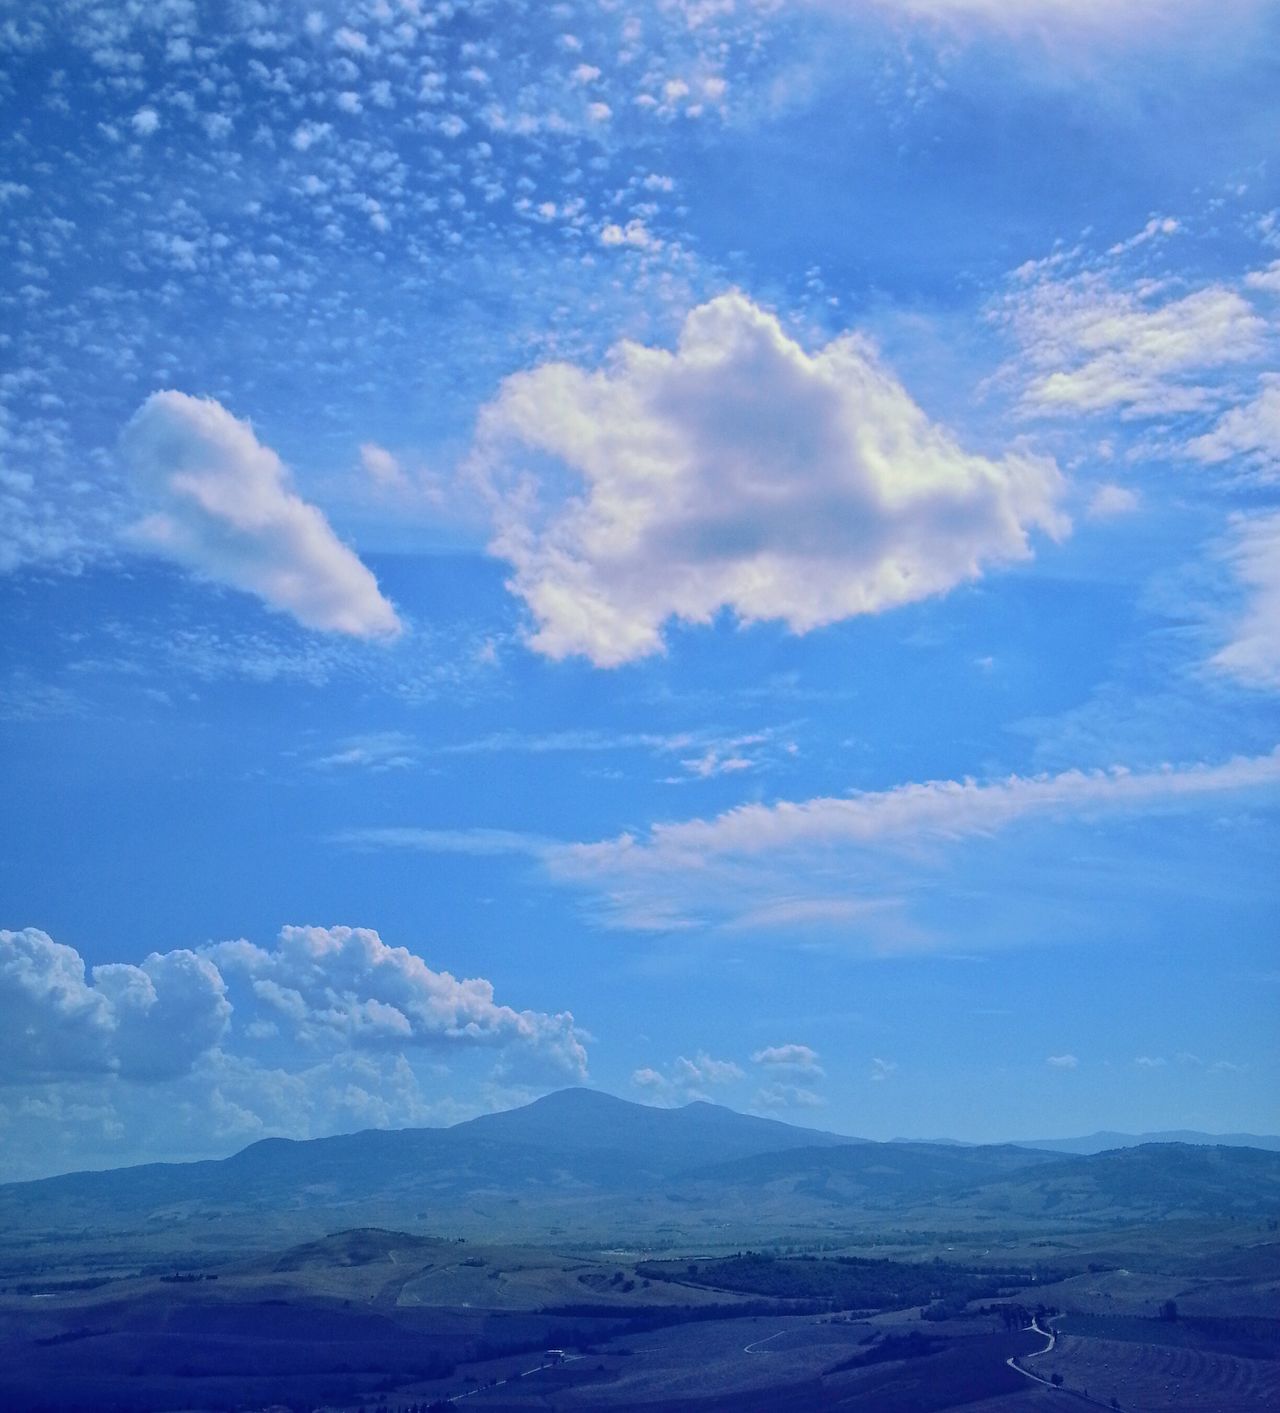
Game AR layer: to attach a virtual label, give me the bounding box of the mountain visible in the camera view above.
[0,1088,858,1241]
[5,1091,1278,1256]
[1008,1129,1280,1155]
[679,1138,1064,1207]
[938,1142,1280,1221]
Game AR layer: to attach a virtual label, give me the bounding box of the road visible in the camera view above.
[743,1328,792,1354]
[450,1352,585,1402]
[1006,1317,1056,1387]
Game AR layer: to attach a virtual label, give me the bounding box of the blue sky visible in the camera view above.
[1,0,1278,1179]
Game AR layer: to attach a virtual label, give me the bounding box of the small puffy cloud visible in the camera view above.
[1086,483,1140,519]
[478,292,1066,666]
[1211,510,1280,690]
[1134,1055,1166,1068]
[131,107,160,136]
[632,1050,743,1103]
[0,929,229,1082]
[359,441,410,490]
[674,1051,745,1086]
[1046,1053,1079,1069]
[1186,376,1280,478]
[291,119,332,151]
[207,925,587,1077]
[753,1043,824,1075]
[1245,261,1280,295]
[600,219,660,250]
[121,392,401,638]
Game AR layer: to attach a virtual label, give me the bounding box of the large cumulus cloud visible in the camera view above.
[477,293,1066,666]
[0,929,230,1082]
[121,392,401,639]
[207,925,588,1079]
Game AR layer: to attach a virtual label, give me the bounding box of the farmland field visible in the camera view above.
[1045,1331,1280,1412]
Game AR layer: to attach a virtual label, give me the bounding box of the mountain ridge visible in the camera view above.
[4,1089,1278,1248]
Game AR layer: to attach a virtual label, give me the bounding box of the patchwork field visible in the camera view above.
[1044,1331,1280,1412]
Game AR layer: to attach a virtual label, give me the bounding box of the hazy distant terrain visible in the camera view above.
[2,1091,1277,1410]
[5,1091,1279,1261]
[1010,1131,1280,1156]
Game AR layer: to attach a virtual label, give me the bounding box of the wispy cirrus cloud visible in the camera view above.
[1211,511,1280,691]
[336,749,1280,943]
[546,748,1280,938]
[994,269,1267,418]
[560,749,1280,874]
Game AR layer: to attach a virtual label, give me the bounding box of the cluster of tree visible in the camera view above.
[540,1298,825,1331]
[978,1301,1058,1331]
[640,1251,1012,1311]
[826,1329,941,1373]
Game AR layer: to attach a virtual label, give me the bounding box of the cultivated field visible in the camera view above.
[1044,1331,1280,1412]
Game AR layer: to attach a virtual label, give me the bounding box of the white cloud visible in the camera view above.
[754,1082,824,1109]
[1211,511,1280,690]
[290,120,332,151]
[1046,1053,1079,1069]
[359,440,410,490]
[600,219,659,250]
[1107,216,1180,258]
[478,292,1066,666]
[130,106,159,136]
[1086,483,1140,519]
[0,929,229,1082]
[313,731,419,771]
[1245,261,1280,295]
[869,1057,898,1082]
[1186,376,1280,478]
[549,748,1280,935]
[207,925,587,1077]
[997,273,1267,417]
[632,1050,743,1103]
[753,1043,824,1075]
[562,749,1280,871]
[675,1051,745,1086]
[121,392,401,638]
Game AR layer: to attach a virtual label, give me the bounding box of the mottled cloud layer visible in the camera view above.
[122,392,400,638]
[479,293,1066,665]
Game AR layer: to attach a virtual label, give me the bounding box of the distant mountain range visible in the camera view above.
[5,1089,1278,1251]
[1009,1129,1280,1154]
